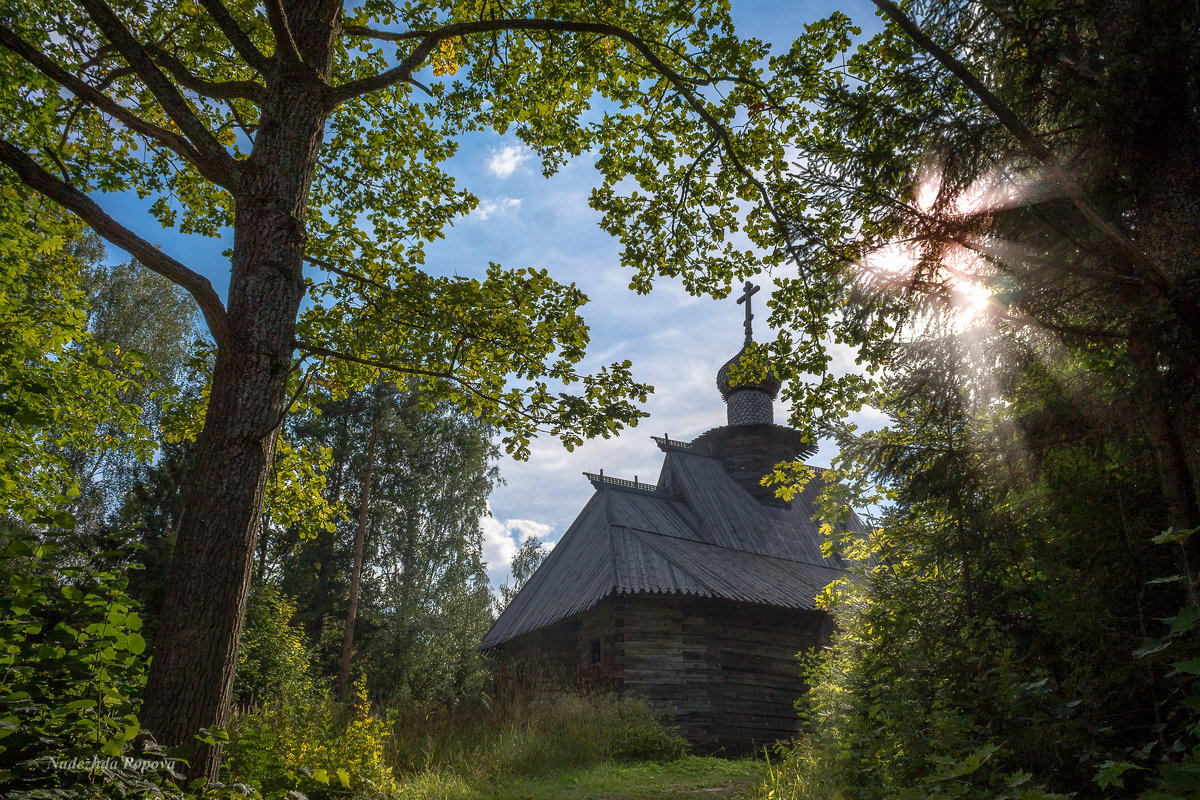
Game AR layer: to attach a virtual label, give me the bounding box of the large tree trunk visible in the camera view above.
[140,335,295,778]
[140,23,335,776]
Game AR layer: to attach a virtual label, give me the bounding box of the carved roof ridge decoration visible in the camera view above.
[583,471,658,494]
[652,434,698,452]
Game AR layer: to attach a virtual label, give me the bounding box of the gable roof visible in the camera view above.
[481,434,867,649]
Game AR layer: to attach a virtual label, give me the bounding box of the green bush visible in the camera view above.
[234,585,317,706]
[222,678,400,799]
[0,535,183,797]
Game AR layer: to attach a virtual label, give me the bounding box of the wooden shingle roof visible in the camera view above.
[481,433,867,649]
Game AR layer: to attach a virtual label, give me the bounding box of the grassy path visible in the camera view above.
[478,756,763,800]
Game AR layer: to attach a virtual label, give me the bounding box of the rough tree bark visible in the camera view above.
[139,13,339,778]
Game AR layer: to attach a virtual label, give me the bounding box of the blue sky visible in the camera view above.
[95,0,886,587]
[445,0,886,585]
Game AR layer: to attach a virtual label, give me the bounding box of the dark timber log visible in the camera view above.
[491,594,831,752]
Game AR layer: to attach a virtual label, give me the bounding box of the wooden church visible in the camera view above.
[481,283,867,752]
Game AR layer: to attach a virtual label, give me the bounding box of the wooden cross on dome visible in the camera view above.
[736,280,760,346]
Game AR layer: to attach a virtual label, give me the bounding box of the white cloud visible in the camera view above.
[510,518,553,543]
[480,508,516,573]
[487,144,529,178]
[473,196,521,221]
[479,504,557,588]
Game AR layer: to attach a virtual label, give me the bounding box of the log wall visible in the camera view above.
[492,593,831,753]
[613,595,828,751]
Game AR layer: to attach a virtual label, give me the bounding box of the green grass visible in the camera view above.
[399,756,763,800]
[221,674,774,800]
[224,687,733,798]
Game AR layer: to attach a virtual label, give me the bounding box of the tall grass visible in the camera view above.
[222,680,686,799]
[746,740,839,800]
[387,692,686,780]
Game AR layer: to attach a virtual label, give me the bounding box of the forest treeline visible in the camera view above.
[1,228,608,797]
[750,0,1200,797]
[3,0,1199,798]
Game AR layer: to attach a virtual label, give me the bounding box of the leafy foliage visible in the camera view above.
[758,319,1199,799]
[223,678,399,799]
[63,257,202,537]
[748,2,1200,797]
[234,586,317,707]
[222,685,687,799]
[0,194,154,525]
[0,534,174,796]
[0,0,787,456]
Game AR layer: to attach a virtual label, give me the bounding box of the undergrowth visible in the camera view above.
[1,537,688,799]
[385,690,687,779]
[220,685,687,799]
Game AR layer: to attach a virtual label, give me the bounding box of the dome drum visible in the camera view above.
[716,347,781,426]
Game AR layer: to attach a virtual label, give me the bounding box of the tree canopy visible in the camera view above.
[753,1,1200,796]
[751,0,1200,593]
[0,0,788,778]
[0,200,154,527]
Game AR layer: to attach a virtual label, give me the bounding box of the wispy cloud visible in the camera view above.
[473,196,522,221]
[487,144,529,178]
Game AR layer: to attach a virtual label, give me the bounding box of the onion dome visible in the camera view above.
[718,280,781,426]
[716,346,782,401]
[717,347,780,426]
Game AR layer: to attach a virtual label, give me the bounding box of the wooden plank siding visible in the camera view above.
[617,595,829,752]
[491,593,831,753]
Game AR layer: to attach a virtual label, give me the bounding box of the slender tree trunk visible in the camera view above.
[337,407,380,700]
[140,15,337,775]
[1129,333,1200,605]
[307,413,349,643]
[256,510,270,585]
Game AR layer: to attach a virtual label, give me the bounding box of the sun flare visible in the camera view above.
[857,167,1020,333]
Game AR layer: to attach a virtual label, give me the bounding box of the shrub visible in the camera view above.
[234,585,317,706]
[222,678,400,799]
[0,534,182,798]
